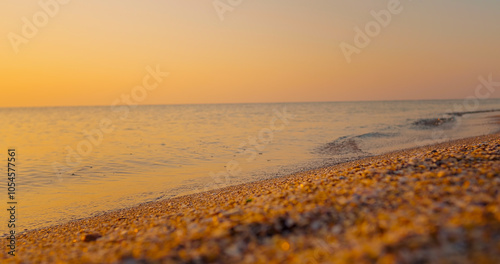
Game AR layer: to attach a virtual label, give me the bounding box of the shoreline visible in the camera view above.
[3,133,500,263]
[14,134,489,235]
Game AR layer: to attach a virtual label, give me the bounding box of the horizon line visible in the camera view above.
[1,97,499,110]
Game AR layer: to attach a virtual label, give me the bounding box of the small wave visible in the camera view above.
[412,109,500,128]
[354,132,396,139]
[316,138,365,155]
[447,109,500,117]
[316,132,398,156]
[412,117,455,127]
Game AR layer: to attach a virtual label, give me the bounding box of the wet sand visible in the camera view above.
[489,115,500,124]
[2,134,500,263]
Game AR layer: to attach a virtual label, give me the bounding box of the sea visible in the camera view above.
[1,99,499,234]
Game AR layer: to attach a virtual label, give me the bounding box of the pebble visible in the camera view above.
[81,233,102,242]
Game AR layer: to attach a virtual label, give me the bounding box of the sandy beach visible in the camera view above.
[3,134,500,263]
[3,0,499,262]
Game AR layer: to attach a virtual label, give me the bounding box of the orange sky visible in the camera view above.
[1,1,500,108]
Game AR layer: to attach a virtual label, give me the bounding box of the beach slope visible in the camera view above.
[2,134,500,263]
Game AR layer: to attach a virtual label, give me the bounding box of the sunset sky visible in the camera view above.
[1,0,500,108]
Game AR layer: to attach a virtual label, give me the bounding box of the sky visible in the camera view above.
[1,0,500,108]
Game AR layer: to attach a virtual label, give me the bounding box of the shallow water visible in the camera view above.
[0,99,499,233]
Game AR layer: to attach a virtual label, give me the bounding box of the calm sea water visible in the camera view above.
[1,100,499,233]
